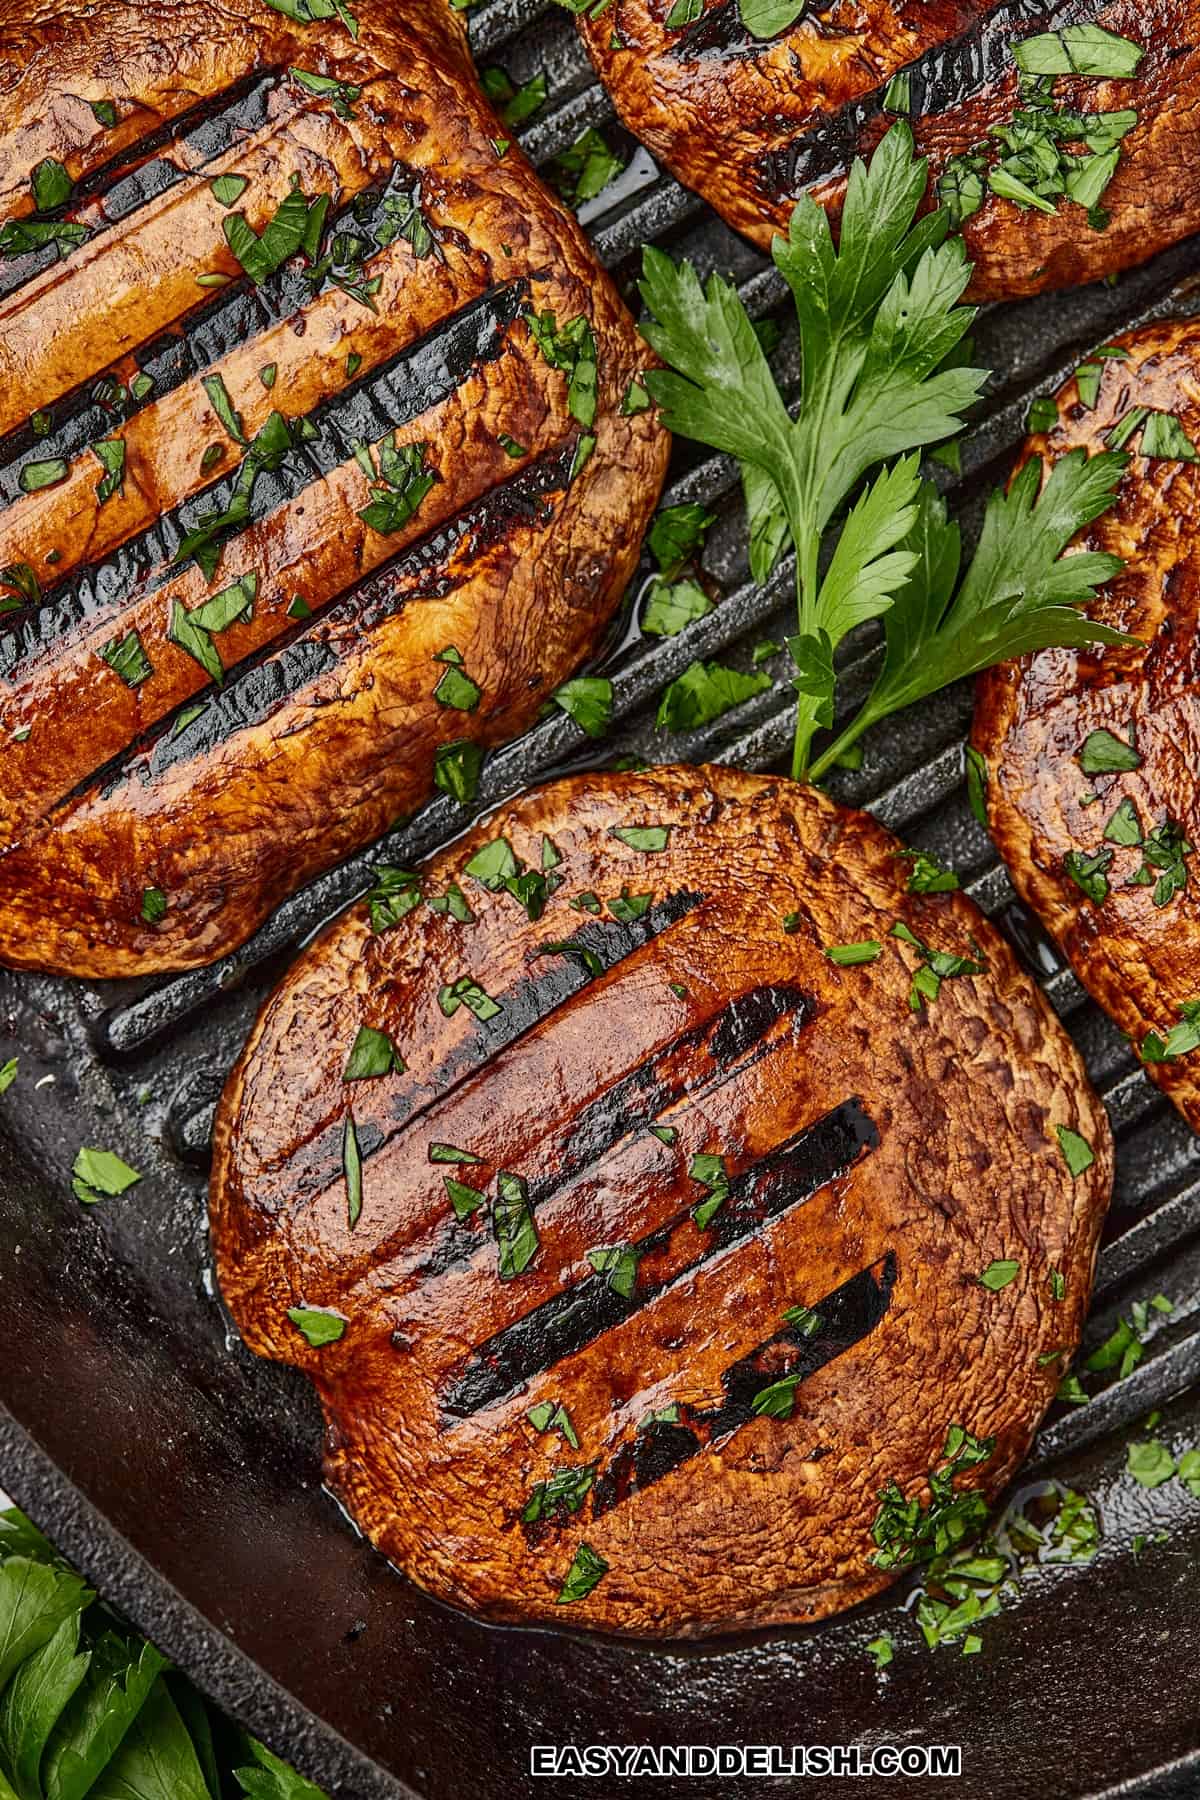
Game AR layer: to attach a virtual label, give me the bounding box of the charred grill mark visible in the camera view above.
[440,1097,880,1418]
[544,983,813,1204]
[0,278,532,680]
[73,446,578,797]
[0,74,276,303]
[756,0,1100,196]
[589,1253,898,1518]
[0,166,462,477]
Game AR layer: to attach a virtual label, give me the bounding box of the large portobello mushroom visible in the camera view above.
[0,0,666,977]
[975,319,1200,1135]
[211,766,1112,1637]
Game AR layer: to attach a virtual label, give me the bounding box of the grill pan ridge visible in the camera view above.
[1,1,1199,1795]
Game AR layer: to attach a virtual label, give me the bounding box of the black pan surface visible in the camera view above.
[2,1,1200,1793]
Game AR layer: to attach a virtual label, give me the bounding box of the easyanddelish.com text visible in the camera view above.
[530,1744,963,1778]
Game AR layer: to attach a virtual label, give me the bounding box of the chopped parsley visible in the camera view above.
[343,1025,404,1080]
[480,66,549,127]
[899,849,960,894]
[290,66,362,118]
[870,1425,994,1571]
[587,1243,640,1297]
[642,578,712,638]
[528,1401,579,1448]
[433,739,483,805]
[610,825,669,852]
[1141,1000,1200,1064]
[556,1542,608,1604]
[377,185,438,259]
[656,659,770,731]
[622,378,651,414]
[438,977,502,1022]
[521,1464,596,1522]
[1130,817,1192,907]
[72,1146,142,1206]
[0,564,40,611]
[495,1171,538,1277]
[433,649,482,712]
[99,629,153,688]
[1028,396,1058,433]
[750,1371,804,1420]
[343,1113,363,1228]
[1103,797,1142,845]
[140,887,166,925]
[607,887,652,922]
[979,1259,1020,1291]
[824,940,882,967]
[551,676,612,737]
[223,180,331,285]
[524,311,598,428]
[167,573,257,685]
[444,1176,486,1220]
[1063,846,1113,904]
[428,1142,480,1164]
[19,458,68,494]
[647,503,715,580]
[210,174,249,208]
[867,1635,895,1672]
[890,921,986,1010]
[1078,724,1140,773]
[201,373,247,445]
[366,866,421,932]
[689,1152,730,1229]
[1055,1125,1095,1178]
[287,1305,347,1347]
[357,435,437,535]
[91,438,126,503]
[550,128,625,209]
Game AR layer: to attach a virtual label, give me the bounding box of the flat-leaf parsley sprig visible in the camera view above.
[638,121,1134,782]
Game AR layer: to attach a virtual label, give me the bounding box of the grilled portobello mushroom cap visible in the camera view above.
[578,0,1175,299]
[975,320,1200,1134]
[211,766,1112,1637]
[0,0,666,978]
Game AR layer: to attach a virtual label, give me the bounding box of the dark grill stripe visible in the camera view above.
[589,1252,898,1519]
[74,444,577,801]
[0,74,277,304]
[755,0,1100,196]
[0,161,435,476]
[0,277,532,681]
[440,1096,880,1418]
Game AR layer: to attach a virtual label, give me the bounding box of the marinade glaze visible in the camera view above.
[0,0,667,976]
[212,766,1111,1636]
[578,0,1193,299]
[975,319,1200,1132]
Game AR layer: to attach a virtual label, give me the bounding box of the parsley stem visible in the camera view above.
[807,706,878,784]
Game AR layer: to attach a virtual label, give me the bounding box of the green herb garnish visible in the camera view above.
[287,1306,346,1347]
[72,1146,142,1206]
[640,124,1130,781]
[495,1171,538,1277]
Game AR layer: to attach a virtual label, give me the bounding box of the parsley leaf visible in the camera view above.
[287,1306,347,1347]
[656,659,770,731]
[551,676,612,737]
[640,124,1130,781]
[556,1543,608,1605]
[495,1171,538,1278]
[808,455,1131,779]
[1142,999,1200,1064]
[357,435,437,535]
[72,1147,141,1207]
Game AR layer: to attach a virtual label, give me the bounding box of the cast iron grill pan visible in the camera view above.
[1,3,1199,1794]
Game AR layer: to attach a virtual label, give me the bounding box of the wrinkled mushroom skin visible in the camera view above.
[212,766,1112,1638]
[0,0,667,977]
[975,319,1200,1135]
